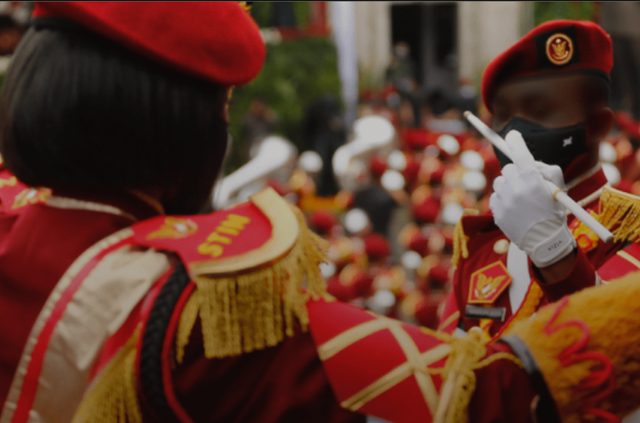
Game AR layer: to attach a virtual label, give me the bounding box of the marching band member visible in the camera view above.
[440,20,640,340]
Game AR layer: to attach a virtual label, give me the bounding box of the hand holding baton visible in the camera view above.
[463,111,613,243]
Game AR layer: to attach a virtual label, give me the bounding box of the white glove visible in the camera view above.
[489,132,576,268]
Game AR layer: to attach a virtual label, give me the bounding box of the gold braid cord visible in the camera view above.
[597,186,640,243]
[176,204,331,361]
[72,327,142,423]
[452,218,469,267]
[431,328,522,423]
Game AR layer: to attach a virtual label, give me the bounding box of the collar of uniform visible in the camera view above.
[47,187,164,223]
[566,165,608,205]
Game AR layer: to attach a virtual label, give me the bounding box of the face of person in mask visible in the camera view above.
[490,73,614,184]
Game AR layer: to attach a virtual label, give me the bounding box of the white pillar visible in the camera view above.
[353,2,392,89]
[329,2,360,129]
[458,2,524,87]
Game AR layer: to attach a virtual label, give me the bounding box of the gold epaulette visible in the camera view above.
[172,191,331,362]
[452,209,479,267]
[596,186,640,243]
[71,189,332,423]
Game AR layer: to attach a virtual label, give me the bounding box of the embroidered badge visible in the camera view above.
[468,261,512,304]
[12,188,51,209]
[0,176,16,189]
[569,214,599,253]
[146,217,198,240]
[546,33,573,65]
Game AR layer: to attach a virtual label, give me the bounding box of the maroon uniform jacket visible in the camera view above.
[440,168,640,339]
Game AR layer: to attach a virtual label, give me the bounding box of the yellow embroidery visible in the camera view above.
[546,33,573,65]
[197,214,251,258]
[146,217,198,240]
[0,176,16,189]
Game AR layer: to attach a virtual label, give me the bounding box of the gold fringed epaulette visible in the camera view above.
[72,328,142,423]
[432,327,522,423]
[128,187,331,362]
[175,203,330,361]
[596,186,640,243]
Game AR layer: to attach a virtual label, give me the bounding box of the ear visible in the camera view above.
[587,107,615,144]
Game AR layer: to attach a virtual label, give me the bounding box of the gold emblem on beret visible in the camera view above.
[546,33,573,66]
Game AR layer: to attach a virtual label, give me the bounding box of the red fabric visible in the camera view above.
[132,202,272,267]
[482,20,613,112]
[32,2,266,87]
[173,321,364,423]
[530,246,596,303]
[307,299,538,423]
[598,242,640,282]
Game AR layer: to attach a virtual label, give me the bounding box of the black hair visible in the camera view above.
[0,26,229,210]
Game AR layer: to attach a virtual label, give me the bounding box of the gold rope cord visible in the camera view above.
[432,327,523,423]
[176,204,331,361]
[597,186,640,243]
[72,327,141,423]
[452,218,469,267]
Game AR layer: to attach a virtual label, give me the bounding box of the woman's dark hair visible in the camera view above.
[0,26,229,200]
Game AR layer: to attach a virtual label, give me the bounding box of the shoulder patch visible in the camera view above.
[131,187,298,277]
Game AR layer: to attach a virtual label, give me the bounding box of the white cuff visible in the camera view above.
[530,225,577,268]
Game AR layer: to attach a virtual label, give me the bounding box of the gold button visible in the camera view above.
[493,239,509,254]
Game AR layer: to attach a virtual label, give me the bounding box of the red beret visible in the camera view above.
[482,20,612,112]
[363,234,391,261]
[32,2,266,87]
[408,233,429,257]
[308,210,337,234]
[412,198,440,224]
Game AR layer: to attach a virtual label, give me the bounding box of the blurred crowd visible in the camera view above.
[229,41,640,331]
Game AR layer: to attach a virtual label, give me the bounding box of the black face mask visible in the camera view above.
[494,117,588,171]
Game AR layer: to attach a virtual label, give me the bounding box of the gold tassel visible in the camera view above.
[597,186,640,243]
[176,204,331,362]
[72,328,142,423]
[452,217,469,267]
[432,327,522,423]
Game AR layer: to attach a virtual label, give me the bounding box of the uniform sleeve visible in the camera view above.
[530,246,596,302]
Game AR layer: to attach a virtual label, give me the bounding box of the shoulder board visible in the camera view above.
[131,187,331,361]
[597,186,640,243]
[131,187,299,277]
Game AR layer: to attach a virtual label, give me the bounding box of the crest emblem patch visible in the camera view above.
[546,33,573,65]
[468,261,512,304]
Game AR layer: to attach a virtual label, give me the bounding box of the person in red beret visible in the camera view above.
[3,6,640,423]
[441,19,640,343]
